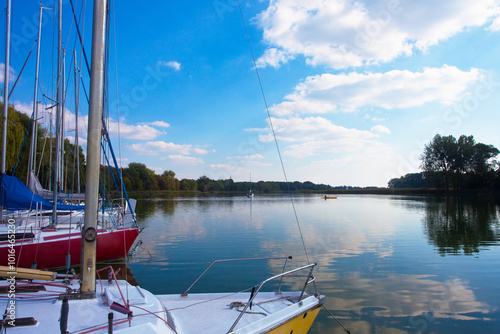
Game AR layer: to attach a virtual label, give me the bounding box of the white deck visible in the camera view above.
[158,291,320,333]
[0,279,322,334]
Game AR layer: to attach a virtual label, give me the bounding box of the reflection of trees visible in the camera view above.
[424,196,500,255]
[134,199,158,220]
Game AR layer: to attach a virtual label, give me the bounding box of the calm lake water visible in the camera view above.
[127,194,500,334]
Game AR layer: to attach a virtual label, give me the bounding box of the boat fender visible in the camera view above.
[60,297,69,334]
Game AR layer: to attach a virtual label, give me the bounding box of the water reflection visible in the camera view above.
[423,196,500,255]
[130,195,500,334]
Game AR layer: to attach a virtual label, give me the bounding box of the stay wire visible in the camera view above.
[235,1,312,267]
[236,3,350,333]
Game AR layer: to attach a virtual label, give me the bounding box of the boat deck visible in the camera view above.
[158,291,321,333]
[0,279,322,333]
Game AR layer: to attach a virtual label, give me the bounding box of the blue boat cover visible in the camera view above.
[0,174,84,211]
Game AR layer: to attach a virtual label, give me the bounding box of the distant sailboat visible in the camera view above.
[247,172,255,198]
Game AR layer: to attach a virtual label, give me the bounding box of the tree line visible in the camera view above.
[389,134,500,191]
[114,162,334,193]
[0,103,85,193]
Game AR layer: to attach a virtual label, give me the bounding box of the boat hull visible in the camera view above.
[266,305,322,334]
[0,227,139,269]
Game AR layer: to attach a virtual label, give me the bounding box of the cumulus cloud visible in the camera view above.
[129,141,210,156]
[144,120,170,128]
[256,48,295,68]
[256,0,500,69]
[371,125,391,134]
[106,121,164,140]
[158,60,181,71]
[256,116,380,158]
[270,66,481,116]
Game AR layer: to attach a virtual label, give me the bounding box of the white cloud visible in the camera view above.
[256,116,380,158]
[166,155,204,166]
[12,101,33,115]
[65,136,87,146]
[0,63,15,84]
[107,121,164,140]
[129,141,210,156]
[158,60,181,71]
[256,0,500,69]
[145,120,170,128]
[270,66,481,116]
[256,48,295,68]
[371,125,391,134]
[259,116,377,143]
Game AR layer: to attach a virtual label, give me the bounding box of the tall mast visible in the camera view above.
[61,49,66,192]
[53,0,63,224]
[73,50,80,193]
[1,0,11,174]
[81,0,107,296]
[28,5,45,185]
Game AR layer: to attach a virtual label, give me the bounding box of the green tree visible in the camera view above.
[388,173,431,188]
[123,163,157,191]
[421,134,457,191]
[180,178,198,191]
[421,134,499,190]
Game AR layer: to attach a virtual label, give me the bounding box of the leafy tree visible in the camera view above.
[388,173,431,188]
[420,134,499,190]
[180,178,197,191]
[421,134,457,191]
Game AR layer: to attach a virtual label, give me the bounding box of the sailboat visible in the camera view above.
[247,173,255,198]
[0,0,323,332]
[0,2,139,269]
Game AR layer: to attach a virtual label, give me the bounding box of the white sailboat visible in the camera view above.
[247,173,255,198]
[0,2,139,270]
[0,1,324,332]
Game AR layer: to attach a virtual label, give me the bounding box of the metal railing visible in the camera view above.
[181,256,293,297]
[227,262,317,332]
[178,256,317,333]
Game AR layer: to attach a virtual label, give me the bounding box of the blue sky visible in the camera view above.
[2,0,500,187]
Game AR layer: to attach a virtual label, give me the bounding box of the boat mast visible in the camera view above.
[73,50,80,193]
[53,0,63,224]
[28,5,45,186]
[81,0,107,296]
[1,0,11,174]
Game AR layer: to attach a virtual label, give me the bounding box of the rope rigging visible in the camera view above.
[235,2,351,333]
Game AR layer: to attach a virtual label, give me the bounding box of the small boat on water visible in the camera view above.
[323,196,337,200]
